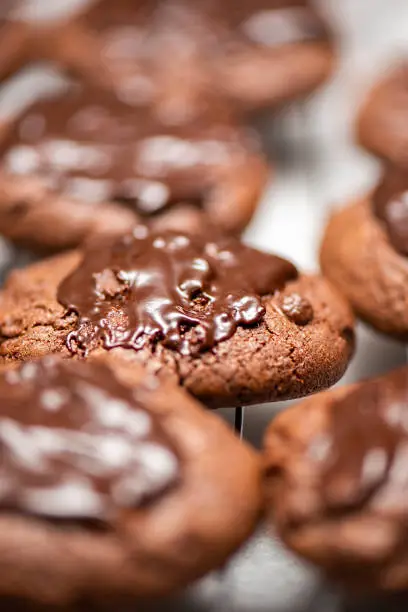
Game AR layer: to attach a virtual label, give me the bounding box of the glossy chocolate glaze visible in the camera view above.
[0,358,179,520]
[58,228,298,356]
[316,368,408,511]
[1,83,248,216]
[373,167,408,256]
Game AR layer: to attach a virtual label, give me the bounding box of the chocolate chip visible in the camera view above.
[58,229,298,356]
[280,293,313,326]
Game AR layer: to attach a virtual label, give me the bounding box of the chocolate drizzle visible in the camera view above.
[1,84,246,216]
[58,228,298,356]
[317,368,408,511]
[0,358,179,520]
[373,167,408,256]
[280,293,313,326]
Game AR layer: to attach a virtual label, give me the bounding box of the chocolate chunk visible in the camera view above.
[58,228,298,356]
[0,358,179,521]
[280,292,313,325]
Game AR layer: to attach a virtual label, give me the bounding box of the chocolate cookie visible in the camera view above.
[0,228,354,408]
[320,179,408,339]
[0,2,32,82]
[0,82,267,254]
[263,366,408,590]
[51,0,334,121]
[0,355,261,606]
[358,64,408,167]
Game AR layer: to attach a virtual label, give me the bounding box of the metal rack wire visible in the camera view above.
[234,406,245,438]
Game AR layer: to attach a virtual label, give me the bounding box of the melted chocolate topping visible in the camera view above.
[58,228,298,356]
[373,167,408,256]
[316,368,408,511]
[280,293,313,326]
[1,84,247,215]
[0,358,179,520]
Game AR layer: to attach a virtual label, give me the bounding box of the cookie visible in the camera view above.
[0,228,355,408]
[0,2,32,82]
[320,186,408,339]
[51,0,334,121]
[358,63,408,167]
[263,366,408,590]
[0,355,261,606]
[0,81,267,254]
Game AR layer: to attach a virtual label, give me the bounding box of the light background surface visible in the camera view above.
[1,1,408,610]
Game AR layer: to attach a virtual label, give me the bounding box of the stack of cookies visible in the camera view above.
[2,1,406,610]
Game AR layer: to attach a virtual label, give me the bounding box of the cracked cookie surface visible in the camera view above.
[0,231,354,408]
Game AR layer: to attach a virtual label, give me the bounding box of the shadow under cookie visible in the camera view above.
[0,228,354,408]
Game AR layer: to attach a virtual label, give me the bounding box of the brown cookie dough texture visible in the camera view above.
[320,197,408,340]
[263,366,408,591]
[0,83,267,254]
[358,63,408,167]
[50,0,334,119]
[0,356,261,606]
[0,229,354,408]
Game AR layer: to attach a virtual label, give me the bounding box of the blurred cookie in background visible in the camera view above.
[263,366,408,591]
[320,184,408,340]
[0,356,261,606]
[0,1,33,81]
[197,0,335,114]
[358,63,408,168]
[51,0,335,123]
[0,80,268,254]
